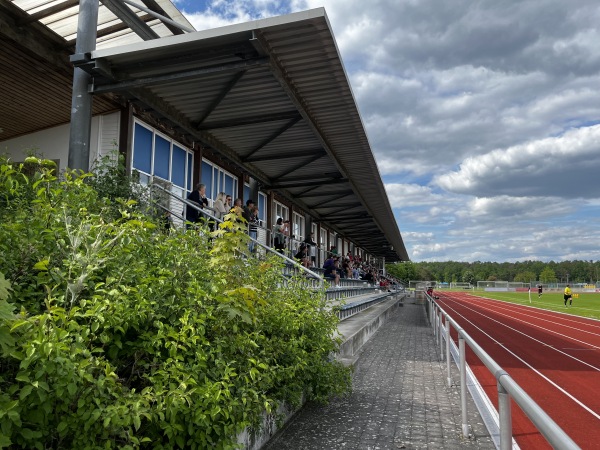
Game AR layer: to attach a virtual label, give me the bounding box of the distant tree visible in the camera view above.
[462,270,475,285]
[417,266,434,281]
[514,271,536,283]
[386,261,416,285]
[539,267,557,283]
[487,275,497,281]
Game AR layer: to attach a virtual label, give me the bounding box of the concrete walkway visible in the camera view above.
[264,301,495,450]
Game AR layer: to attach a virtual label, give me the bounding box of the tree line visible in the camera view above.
[386,260,600,286]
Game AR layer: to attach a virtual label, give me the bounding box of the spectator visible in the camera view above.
[248,205,259,253]
[303,232,317,266]
[352,263,360,279]
[295,243,310,268]
[273,217,289,253]
[361,269,374,284]
[213,192,228,220]
[186,183,208,228]
[243,199,254,225]
[323,255,340,288]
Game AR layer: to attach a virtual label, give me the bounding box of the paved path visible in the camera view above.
[264,302,495,450]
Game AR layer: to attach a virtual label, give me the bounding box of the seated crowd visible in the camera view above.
[183,186,399,289]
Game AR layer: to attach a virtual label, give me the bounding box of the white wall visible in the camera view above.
[0,111,121,171]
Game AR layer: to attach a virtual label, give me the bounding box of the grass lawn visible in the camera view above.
[456,290,600,320]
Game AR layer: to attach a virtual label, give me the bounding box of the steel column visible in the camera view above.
[68,0,98,171]
[498,379,512,450]
[459,336,469,437]
[439,311,444,360]
[445,320,452,386]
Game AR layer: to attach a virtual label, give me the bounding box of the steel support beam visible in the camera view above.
[242,115,302,160]
[100,0,159,41]
[194,71,247,127]
[270,178,347,190]
[273,152,326,179]
[90,57,269,94]
[123,0,193,33]
[68,0,99,171]
[245,148,324,163]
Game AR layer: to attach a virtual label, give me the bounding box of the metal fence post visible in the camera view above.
[445,320,452,386]
[439,311,444,360]
[498,378,512,450]
[459,336,469,437]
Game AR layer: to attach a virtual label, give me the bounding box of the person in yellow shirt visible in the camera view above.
[564,284,572,307]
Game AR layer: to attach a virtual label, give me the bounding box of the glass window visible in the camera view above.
[171,145,186,189]
[244,185,250,204]
[154,135,170,180]
[320,229,327,247]
[273,201,288,223]
[133,123,152,174]
[258,192,266,223]
[224,174,234,199]
[293,212,305,242]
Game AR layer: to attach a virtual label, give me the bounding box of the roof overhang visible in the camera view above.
[77,8,409,261]
[2,2,408,261]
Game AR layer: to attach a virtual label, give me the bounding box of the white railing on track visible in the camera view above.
[426,295,580,450]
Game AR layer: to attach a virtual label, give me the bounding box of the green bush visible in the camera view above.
[0,157,351,449]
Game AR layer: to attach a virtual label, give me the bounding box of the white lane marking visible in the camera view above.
[437,298,600,421]
[463,296,600,335]
[452,298,600,353]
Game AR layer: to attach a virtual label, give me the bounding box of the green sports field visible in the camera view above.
[460,290,600,320]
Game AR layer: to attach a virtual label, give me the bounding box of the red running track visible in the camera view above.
[435,291,600,449]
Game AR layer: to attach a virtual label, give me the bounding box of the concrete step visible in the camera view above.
[335,293,406,367]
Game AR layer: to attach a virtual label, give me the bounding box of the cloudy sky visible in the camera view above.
[172,0,600,263]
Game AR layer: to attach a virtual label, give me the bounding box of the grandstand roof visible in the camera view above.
[0,2,409,261]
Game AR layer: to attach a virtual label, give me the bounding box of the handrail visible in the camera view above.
[149,183,324,288]
[427,296,580,450]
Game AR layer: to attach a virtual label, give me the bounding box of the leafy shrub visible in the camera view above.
[0,157,351,449]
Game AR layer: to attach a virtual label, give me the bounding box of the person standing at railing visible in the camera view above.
[242,199,254,224]
[247,205,259,254]
[185,183,208,228]
[273,217,288,253]
[213,192,228,220]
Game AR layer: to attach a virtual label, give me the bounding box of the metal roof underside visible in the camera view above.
[1,2,408,261]
[0,0,193,142]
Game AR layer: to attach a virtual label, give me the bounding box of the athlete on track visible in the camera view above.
[564,284,572,307]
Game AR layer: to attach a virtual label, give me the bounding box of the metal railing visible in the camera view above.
[149,183,323,289]
[426,295,579,450]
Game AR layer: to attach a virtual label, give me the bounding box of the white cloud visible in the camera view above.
[384,183,444,207]
[435,125,600,198]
